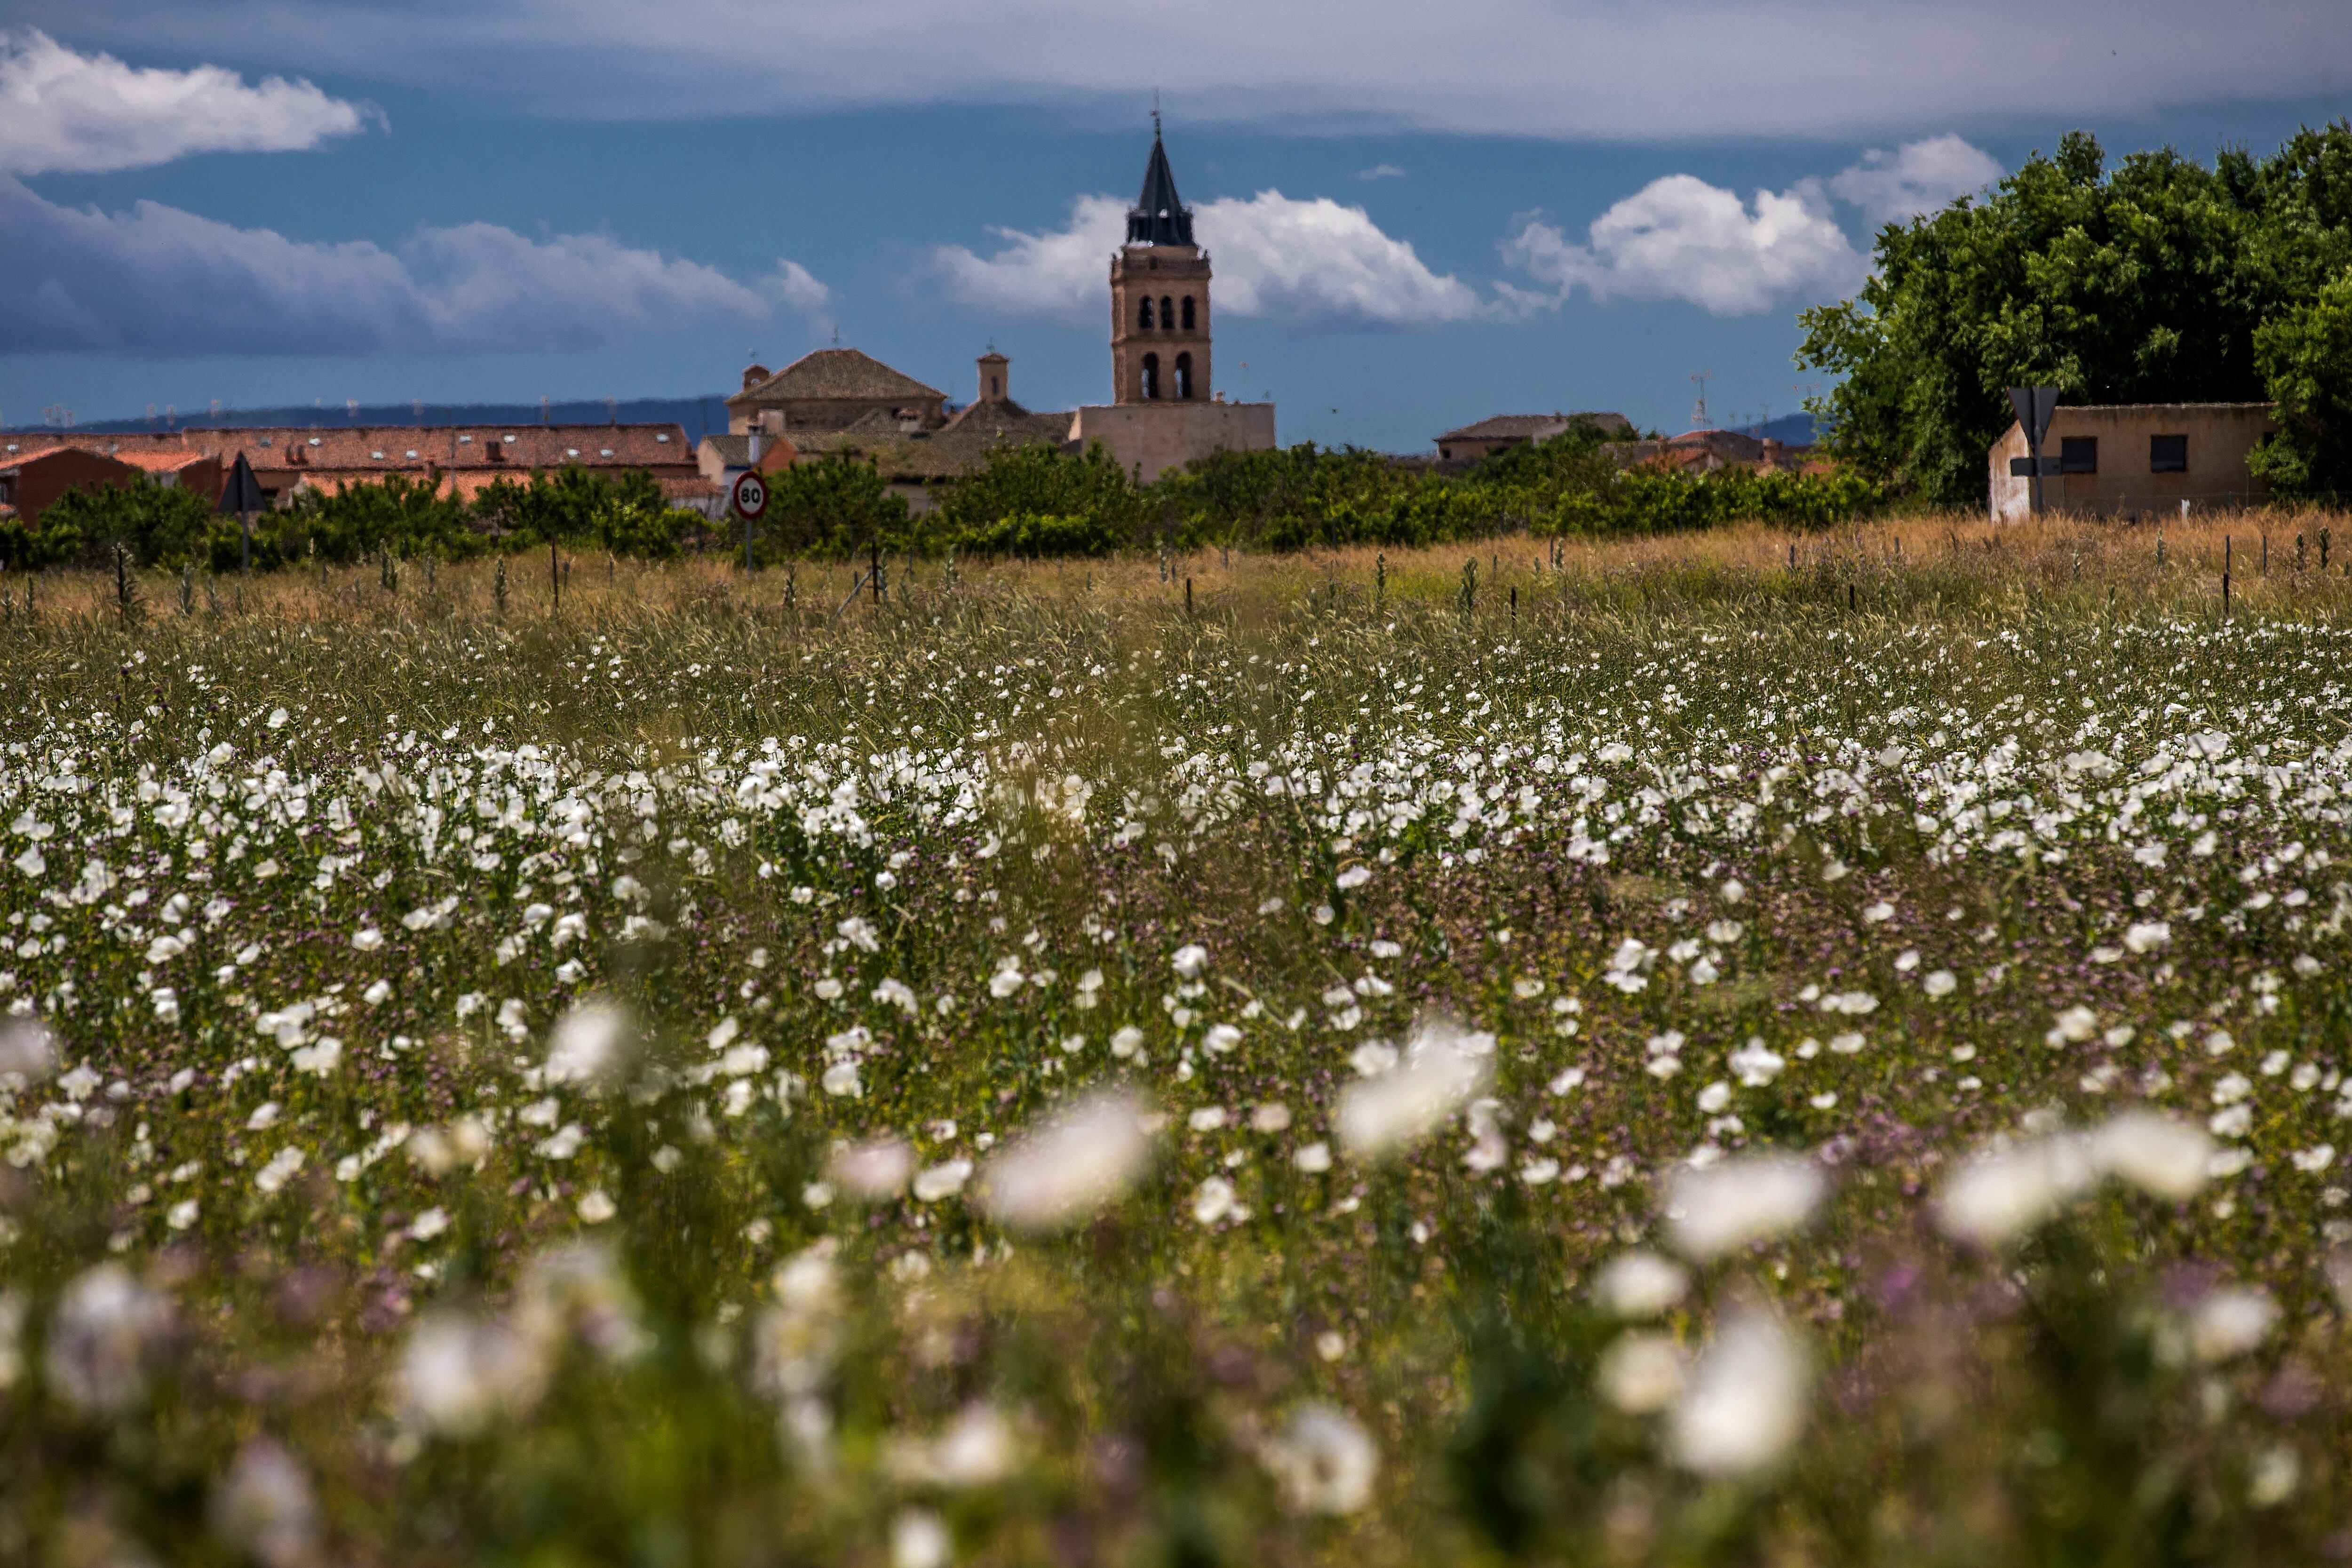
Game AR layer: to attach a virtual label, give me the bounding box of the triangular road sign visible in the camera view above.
[217,451,268,514]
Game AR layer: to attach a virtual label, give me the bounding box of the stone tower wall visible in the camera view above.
[1110,246,1213,406]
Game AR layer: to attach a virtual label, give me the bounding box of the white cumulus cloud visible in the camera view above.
[1504,175,1866,317]
[925,189,1486,333]
[0,177,822,355]
[1501,134,1999,315]
[1204,190,1486,329]
[923,194,1127,330]
[0,28,373,176]
[1829,135,2004,226]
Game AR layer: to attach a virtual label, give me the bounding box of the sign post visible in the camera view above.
[2006,387,2061,516]
[731,469,768,573]
[216,451,267,609]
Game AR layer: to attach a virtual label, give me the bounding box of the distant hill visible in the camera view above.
[6,395,739,446]
[1732,411,1828,446]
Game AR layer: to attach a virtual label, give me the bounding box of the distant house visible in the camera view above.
[56,424,715,510]
[0,441,143,528]
[694,430,801,518]
[784,354,1077,513]
[728,348,949,438]
[1434,412,1633,462]
[1987,403,2277,522]
[1608,429,1814,476]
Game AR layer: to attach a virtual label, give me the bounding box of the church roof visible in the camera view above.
[791,406,1076,483]
[1436,411,1635,443]
[728,347,946,408]
[1128,131,1195,247]
[940,396,1037,433]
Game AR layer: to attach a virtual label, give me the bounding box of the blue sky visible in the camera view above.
[2,4,2347,452]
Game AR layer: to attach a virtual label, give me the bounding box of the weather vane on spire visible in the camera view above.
[1152,88,1161,139]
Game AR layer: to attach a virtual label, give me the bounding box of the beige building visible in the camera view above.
[1988,402,2276,522]
[1070,127,1274,481]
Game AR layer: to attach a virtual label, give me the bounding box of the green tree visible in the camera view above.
[932,441,1143,554]
[278,472,475,566]
[38,481,220,569]
[1797,122,2352,505]
[755,454,911,561]
[2251,268,2352,493]
[473,467,670,550]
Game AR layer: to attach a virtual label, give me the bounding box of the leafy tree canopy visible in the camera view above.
[1797,124,2352,504]
[929,442,1143,553]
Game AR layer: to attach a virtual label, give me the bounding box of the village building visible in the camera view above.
[1069,127,1276,481]
[782,353,1076,512]
[0,442,144,527]
[701,353,1073,513]
[700,126,1276,509]
[1987,402,2277,522]
[727,349,948,438]
[1434,412,1632,462]
[1608,428,1814,475]
[694,429,801,500]
[16,424,714,511]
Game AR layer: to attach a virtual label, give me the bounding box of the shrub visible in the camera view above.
[943,511,1124,557]
[931,442,1143,554]
[37,481,218,569]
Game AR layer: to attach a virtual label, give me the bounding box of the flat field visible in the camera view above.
[2,512,2352,1566]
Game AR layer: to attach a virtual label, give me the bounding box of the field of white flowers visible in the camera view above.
[2,525,2351,1566]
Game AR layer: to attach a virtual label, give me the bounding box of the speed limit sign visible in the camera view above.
[731,469,768,520]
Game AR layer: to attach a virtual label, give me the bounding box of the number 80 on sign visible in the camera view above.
[731,470,768,520]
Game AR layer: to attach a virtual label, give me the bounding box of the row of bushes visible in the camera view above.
[0,469,712,574]
[5,426,1883,573]
[917,423,1882,557]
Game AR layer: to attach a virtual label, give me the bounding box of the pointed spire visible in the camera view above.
[1127,123,1194,247]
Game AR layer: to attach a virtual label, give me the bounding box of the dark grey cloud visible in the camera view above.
[16,0,2347,140]
[0,177,824,356]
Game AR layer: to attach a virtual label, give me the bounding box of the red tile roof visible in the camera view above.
[74,424,697,477]
[110,449,216,474]
[0,441,74,469]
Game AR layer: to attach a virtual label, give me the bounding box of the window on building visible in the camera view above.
[1141,353,1160,400]
[1161,296,1174,330]
[1175,352,1193,400]
[1181,295,1196,330]
[1139,297,1154,329]
[2150,434,2187,473]
[2059,437,2098,475]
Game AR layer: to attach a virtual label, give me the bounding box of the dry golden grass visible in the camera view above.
[8,506,2352,633]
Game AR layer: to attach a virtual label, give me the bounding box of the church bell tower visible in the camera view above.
[1110,121,1211,406]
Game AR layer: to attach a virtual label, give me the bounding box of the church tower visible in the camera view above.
[1110,123,1211,406]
